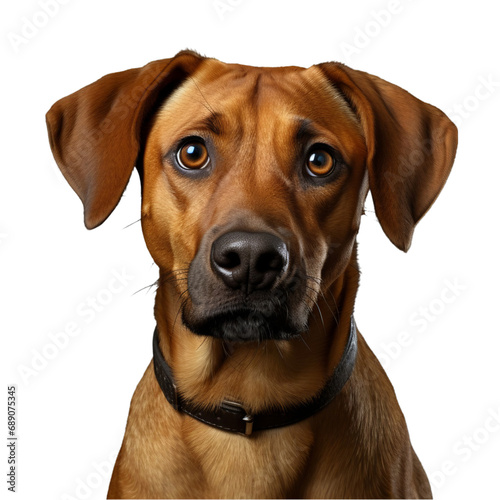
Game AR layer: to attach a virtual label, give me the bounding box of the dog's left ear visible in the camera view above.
[46,50,204,229]
[318,63,458,252]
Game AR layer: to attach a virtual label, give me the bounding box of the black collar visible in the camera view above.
[153,317,357,436]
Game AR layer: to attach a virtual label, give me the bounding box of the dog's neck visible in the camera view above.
[153,248,360,413]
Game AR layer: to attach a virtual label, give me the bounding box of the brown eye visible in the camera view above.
[176,140,209,169]
[306,147,335,177]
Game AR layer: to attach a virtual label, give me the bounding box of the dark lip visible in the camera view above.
[189,287,288,311]
[182,305,301,342]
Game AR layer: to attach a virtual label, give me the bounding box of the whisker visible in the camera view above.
[304,284,319,295]
[133,280,159,295]
[273,341,284,359]
[173,294,189,331]
[123,219,141,229]
[317,289,339,325]
[177,288,190,304]
[158,268,190,279]
[315,302,326,333]
[304,275,338,313]
[155,268,190,289]
[196,336,210,351]
[298,331,312,351]
[189,76,218,118]
[347,262,361,276]
[158,276,188,287]
[324,288,340,321]
[305,274,322,285]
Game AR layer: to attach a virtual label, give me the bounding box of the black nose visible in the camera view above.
[211,231,289,293]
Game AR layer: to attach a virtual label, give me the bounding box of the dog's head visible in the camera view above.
[47,51,457,343]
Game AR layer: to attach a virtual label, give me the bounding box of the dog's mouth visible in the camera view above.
[182,302,304,342]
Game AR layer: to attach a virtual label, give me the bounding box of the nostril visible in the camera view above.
[256,251,285,273]
[219,251,240,270]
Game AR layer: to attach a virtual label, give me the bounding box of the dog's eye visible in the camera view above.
[306,147,336,177]
[176,140,210,170]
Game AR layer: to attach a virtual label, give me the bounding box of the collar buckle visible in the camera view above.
[220,400,254,436]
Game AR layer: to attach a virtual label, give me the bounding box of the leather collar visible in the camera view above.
[153,317,357,436]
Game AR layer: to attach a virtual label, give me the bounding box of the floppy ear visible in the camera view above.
[318,63,458,251]
[46,50,204,229]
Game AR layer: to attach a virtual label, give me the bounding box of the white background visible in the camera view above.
[1,0,499,499]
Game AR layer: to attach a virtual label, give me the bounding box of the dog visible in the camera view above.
[46,50,457,499]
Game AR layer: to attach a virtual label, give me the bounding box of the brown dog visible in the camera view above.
[46,50,457,498]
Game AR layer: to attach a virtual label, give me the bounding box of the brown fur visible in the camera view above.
[46,51,457,498]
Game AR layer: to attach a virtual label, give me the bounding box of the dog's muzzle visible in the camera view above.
[183,230,310,342]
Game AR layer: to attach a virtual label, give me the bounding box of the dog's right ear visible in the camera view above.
[46,50,204,229]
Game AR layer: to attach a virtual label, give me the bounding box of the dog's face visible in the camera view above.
[141,61,368,342]
[46,51,457,344]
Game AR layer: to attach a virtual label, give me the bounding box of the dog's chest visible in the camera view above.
[182,420,315,498]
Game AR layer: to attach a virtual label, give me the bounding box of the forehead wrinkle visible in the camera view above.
[303,66,362,132]
[199,112,223,135]
[291,117,349,145]
[248,72,263,109]
[294,118,315,143]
